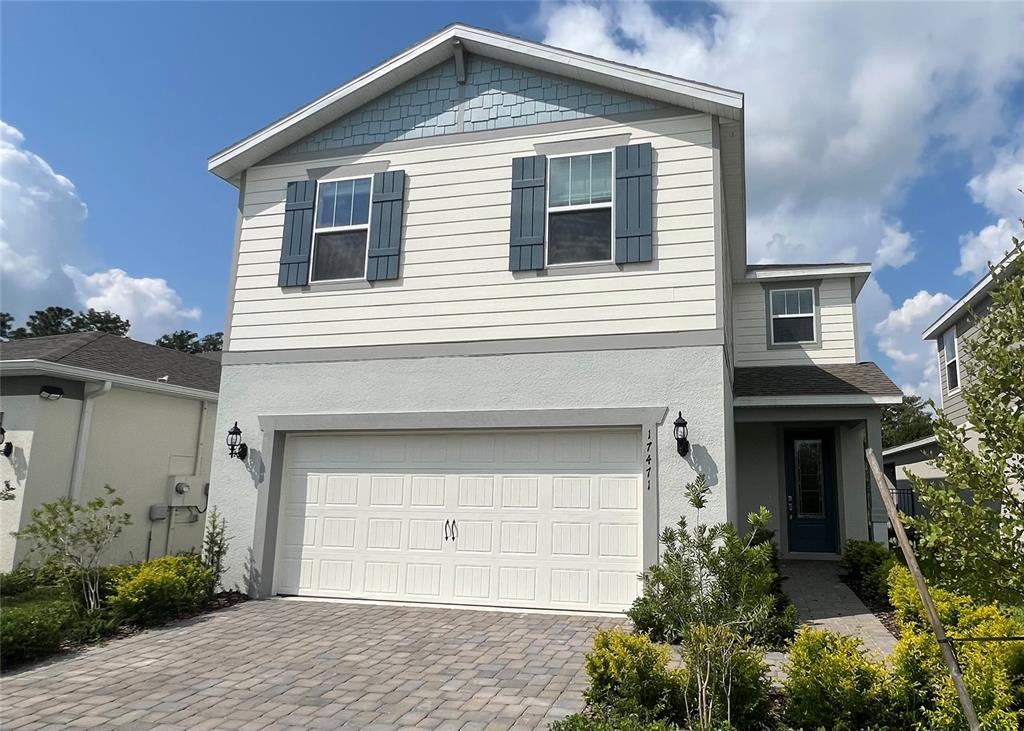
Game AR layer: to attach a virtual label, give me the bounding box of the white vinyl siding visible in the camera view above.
[229,113,716,352]
[732,278,857,366]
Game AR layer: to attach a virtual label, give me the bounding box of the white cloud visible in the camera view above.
[873,290,954,402]
[957,142,1024,276]
[875,224,915,270]
[63,266,200,342]
[855,277,892,361]
[0,120,200,340]
[538,2,1024,269]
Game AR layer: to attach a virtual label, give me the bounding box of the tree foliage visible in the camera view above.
[908,238,1024,606]
[1,306,130,338]
[881,395,934,448]
[155,330,223,354]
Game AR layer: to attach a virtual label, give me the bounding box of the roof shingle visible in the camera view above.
[1,333,220,393]
[734,362,901,399]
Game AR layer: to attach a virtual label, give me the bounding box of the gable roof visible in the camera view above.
[922,246,1020,340]
[0,333,220,396]
[208,23,744,182]
[734,363,902,402]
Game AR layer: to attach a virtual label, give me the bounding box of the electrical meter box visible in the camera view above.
[167,475,200,507]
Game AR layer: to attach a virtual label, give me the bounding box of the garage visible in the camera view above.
[274,428,644,612]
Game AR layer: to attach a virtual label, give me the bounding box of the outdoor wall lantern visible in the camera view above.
[226,421,248,461]
[673,411,690,457]
[39,385,64,401]
[0,415,12,458]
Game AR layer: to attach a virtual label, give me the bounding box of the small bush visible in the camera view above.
[584,628,681,722]
[0,589,76,665]
[0,566,37,597]
[107,554,213,626]
[548,712,680,731]
[781,627,889,731]
[839,539,892,582]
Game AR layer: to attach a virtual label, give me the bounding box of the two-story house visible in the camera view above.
[207,25,901,612]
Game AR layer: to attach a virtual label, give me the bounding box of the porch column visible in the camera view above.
[865,413,888,544]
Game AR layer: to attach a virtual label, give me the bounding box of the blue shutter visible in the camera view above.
[509,155,546,271]
[277,180,316,287]
[614,143,653,264]
[367,170,405,281]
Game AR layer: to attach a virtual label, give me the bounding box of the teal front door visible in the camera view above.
[784,429,839,553]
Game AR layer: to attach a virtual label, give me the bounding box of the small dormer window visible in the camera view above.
[769,287,817,345]
[943,328,960,392]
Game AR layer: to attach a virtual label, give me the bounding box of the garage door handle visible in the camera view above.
[451,520,458,540]
[443,519,451,541]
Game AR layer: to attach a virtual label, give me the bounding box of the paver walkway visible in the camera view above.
[779,559,897,658]
[1,599,623,730]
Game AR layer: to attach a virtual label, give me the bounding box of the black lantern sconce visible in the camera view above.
[673,411,690,457]
[226,421,248,461]
[0,421,12,458]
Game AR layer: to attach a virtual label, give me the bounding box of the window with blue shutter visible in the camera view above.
[614,143,653,264]
[367,170,406,281]
[277,180,316,287]
[509,155,546,271]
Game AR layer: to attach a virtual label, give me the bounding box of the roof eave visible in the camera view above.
[733,394,903,408]
[923,247,1021,340]
[0,359,219,402]
[207,24,744,182]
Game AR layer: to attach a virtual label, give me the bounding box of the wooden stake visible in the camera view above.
[865,448,980,731]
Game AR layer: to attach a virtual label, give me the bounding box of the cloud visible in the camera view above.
[957,142,1024,276]
[873,290,954,402]
[63,266,200,342]
[0,120,200,340]
[875,224,915,270]
[538,2,1024,269]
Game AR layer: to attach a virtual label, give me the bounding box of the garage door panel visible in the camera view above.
[277,429,643,611]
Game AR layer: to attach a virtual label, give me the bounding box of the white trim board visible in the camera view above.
[733,395,902,408]
[0,359,219,402]
[208,24,743,182]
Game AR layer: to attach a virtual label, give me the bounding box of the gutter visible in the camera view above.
[69,381,112,501]
[0,359,218,402]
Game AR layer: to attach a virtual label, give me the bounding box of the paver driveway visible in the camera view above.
[1,599,623,730]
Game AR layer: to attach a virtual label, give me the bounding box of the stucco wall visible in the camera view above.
[734,422,781,535]
[209,344,730,594]
[0,391,44,571]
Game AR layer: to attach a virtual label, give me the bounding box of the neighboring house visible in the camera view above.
[207,24,901,612]
[882,435,941,518]
[0,332,220,571]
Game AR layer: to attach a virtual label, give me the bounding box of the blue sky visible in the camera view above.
[2,2,1022,400]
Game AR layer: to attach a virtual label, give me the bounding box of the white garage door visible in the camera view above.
[275,429,644,612]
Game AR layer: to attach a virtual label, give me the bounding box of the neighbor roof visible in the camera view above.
[0,332,220,395]
[734,363,902,399]
[208,23,744,182]
[742,262,873,298]
[922,246,1020,340]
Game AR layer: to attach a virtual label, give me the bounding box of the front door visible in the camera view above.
[783,429,839,553]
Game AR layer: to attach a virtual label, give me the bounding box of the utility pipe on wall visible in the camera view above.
[69,381,112,501]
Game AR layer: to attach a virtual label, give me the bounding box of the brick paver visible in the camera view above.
[780,559,897,658]
[0,599,622,730]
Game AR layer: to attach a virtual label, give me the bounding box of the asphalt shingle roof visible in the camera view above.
[734,362,901,399]
[0,332,220,393]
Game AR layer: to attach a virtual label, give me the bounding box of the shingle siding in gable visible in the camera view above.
[284,57,662,156]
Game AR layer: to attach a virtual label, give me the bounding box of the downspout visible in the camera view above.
[69,381,112,501]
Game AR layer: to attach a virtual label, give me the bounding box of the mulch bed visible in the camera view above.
[840,574,900,639]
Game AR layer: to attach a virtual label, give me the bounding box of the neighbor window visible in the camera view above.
[547,152,613,265]
[311,177,372,281]
[769,287,816,344]
[943,328,960,392]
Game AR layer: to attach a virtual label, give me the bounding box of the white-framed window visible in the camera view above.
[769,287,817,344]
[311,177,372,282]
[943,328,960,393]
[546,151,614,265]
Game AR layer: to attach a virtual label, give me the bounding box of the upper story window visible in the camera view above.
[943,328,960,392]
[769,287,817,345]
[312,177,372,282]
[547,152,613,265]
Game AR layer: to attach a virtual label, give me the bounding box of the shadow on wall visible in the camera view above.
[244,546,262,597]
[245,449,265,488]
[686,443,719,487]
[10,446,28,484]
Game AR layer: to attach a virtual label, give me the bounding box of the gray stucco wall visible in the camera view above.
[209,345,730,595]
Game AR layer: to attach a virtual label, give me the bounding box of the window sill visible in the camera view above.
[302,279,372,292]
[543,261,619,276]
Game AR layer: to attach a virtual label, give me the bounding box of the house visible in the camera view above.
[207,24,901,612]
[882,435,941,518]
[0,332,220,571]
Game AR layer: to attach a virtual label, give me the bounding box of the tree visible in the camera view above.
[156,329,223,354]
[908,238,1024,606]
[24,306,75,336]
[69,309,130,336]
[0,312,12,338]
[881,395,934,448]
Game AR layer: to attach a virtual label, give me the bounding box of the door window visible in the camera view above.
[794,439,825,517]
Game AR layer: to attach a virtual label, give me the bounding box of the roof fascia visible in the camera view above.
[1,360,219,402]
[733,394,902,407]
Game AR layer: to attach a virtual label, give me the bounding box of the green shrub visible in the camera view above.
[107,554,213,626]
[584,628,682,722]
[839,539,892,582]
[0,566,37,597]
[781,627,890,731]
[0,589,76,665]
[548,712,680,730]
